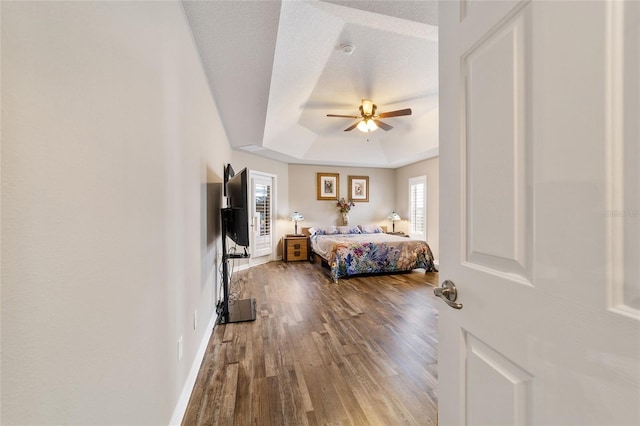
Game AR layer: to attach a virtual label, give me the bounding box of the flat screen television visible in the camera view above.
[224,167,250,247]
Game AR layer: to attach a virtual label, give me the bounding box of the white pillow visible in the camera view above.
[358,224,384,234]
[308,226,338,236]
[337,225,361,234]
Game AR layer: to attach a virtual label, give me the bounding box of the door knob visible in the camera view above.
[434,280,463,309]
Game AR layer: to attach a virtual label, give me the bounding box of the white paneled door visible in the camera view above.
[438,1,640,425]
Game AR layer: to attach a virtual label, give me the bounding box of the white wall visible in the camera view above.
[395,157,439,261]
[288,164,396,231]
[1,2,231,424]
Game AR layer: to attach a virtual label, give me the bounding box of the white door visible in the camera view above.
[438,1,640,425]
[250,172,274,259]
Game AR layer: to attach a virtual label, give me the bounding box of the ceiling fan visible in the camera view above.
[326,99,412,132]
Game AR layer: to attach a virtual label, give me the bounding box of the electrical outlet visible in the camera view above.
[194,310,198,330]
[178,336,183,361]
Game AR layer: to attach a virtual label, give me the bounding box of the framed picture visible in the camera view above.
[317,173,340,200]
[349,175,369,202]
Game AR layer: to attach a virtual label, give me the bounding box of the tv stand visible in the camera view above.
[219,208,256,324]
[226,253,249,259]
[219,297,256,324]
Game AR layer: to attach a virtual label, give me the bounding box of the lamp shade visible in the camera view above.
[289,212,304,221]
[387,211,401,221]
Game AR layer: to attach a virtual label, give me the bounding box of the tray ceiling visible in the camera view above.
[183,0,439,168]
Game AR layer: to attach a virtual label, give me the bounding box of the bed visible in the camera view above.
[305,225,437,282]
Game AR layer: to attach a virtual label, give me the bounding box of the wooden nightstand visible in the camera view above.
[387,231,409,237]
[283,235,309,262]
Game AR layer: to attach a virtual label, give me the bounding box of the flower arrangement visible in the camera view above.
[336,197,355,213]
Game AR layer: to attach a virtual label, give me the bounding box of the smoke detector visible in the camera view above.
[340,44,355,55]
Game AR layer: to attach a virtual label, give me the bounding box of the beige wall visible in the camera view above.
[227,157,439,263]
[288,164,396,231]
[395,157,439,261]
[1,2,230,424]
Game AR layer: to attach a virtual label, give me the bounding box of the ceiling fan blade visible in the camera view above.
[344,122,359,132]
[327,114,360,118]
[377,108,412,118]
[373,119,393,131]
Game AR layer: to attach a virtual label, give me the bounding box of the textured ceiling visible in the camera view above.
[183,0,439,168]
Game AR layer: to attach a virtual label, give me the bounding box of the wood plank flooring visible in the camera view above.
[182,261,440,425]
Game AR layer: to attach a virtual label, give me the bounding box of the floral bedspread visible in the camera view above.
[311,234,437,282]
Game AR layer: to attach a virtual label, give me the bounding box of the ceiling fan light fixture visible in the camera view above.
[357,119,377,133]
[361,99,374,116]
[328,99,410,133]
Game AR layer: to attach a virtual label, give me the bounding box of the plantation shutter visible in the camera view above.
[251,173,273,258]
[409,176,426,238]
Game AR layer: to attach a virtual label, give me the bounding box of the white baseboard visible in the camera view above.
[168,311,218,425]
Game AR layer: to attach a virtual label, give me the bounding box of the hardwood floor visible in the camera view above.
[182,261,440,425]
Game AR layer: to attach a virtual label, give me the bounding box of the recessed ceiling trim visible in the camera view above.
[184,0,440,168]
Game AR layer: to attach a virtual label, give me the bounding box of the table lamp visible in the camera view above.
[387,211,401,233]
[289,211,304,235]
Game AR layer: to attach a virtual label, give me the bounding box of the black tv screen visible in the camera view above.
[224,167,250,247]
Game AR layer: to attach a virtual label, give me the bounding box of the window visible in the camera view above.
[255,183,270,237]
[409,176,427,238]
